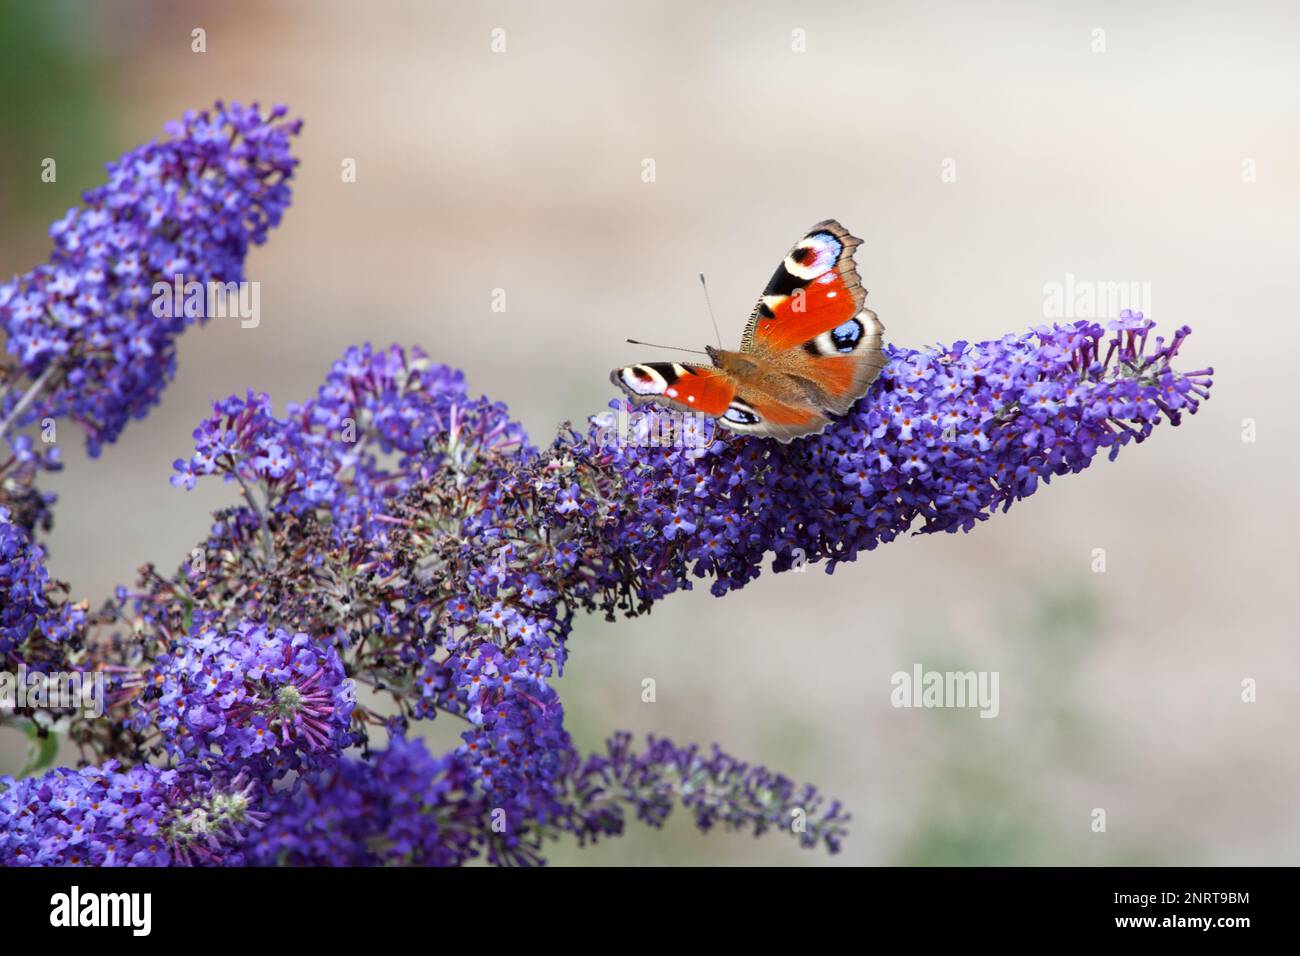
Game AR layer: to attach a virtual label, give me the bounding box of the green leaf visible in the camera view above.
[16,719,59,778]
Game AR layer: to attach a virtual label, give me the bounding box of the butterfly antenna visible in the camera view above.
[625,338,710,356]
[698,273,723,348]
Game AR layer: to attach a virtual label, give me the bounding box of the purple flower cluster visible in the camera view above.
[588,312,1213,598]
[456,686,575,827]
[166,343,577,826]
[0,506,84,665]
[135,622,357,777]
[245,735,478,866]
[0,762,264,866]
[0,433,61,536]
[171,344,528,539]
[153,313,1210,861]
[569,733,851,852]
[0,103,1215,866]
[0,102,299,455]
[0,508,46,661]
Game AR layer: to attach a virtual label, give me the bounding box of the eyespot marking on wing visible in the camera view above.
[722,399,760,426]
[616,363,691,396]
[803,316,862,356]
[782,231,842,281]
[618,365,665,396]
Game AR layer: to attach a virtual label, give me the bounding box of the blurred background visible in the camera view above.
[1,0,1297,865]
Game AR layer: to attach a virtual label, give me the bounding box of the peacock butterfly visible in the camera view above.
[611,220,886,443]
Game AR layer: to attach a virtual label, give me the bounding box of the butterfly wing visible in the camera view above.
[742,219,886,416]
[717,393,831,442]
[610,362,736,416]
[743,219,867,352]
[611,360,833,441]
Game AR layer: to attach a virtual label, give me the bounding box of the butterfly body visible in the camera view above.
[612,220,886,443]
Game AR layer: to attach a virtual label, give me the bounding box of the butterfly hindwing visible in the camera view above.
[791,307,886,415]
[720,394,830,442]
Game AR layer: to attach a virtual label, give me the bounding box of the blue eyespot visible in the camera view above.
[830,319,863,353]
[724,406,758,425]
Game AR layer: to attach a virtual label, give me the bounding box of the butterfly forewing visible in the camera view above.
[742,220,867,353]
[610,362,735,416]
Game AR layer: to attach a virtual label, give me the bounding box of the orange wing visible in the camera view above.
[610,362,831,442]
[742,220,867,354]
[610,362,736,416]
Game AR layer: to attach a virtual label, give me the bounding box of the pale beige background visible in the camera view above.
[2,0,1297,865]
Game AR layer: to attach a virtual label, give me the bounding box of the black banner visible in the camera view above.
[0,865,1278,941]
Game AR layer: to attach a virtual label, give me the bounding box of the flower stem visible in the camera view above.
[0,363,57,440]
